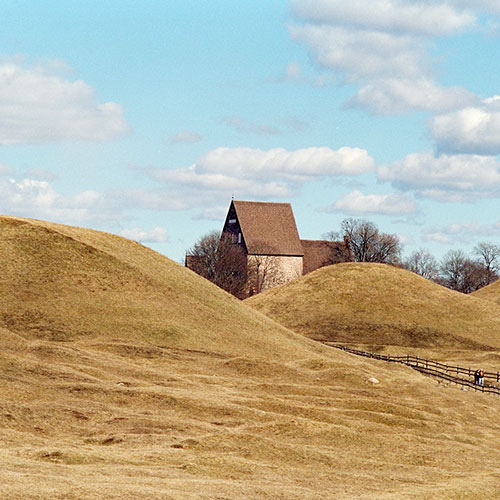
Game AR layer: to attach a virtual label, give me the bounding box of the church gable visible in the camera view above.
[230,200,304,257]
[221,201,246,249]
[187,199,353,298]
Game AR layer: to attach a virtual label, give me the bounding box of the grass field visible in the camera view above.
[472,278,500,306]
[246,262,500,350]
[2,216,500,499]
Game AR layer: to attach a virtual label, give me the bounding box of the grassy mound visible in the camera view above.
[3,216,500,499]
[246,262,500,350]
[0,215,319,360]
[471,279,500,306]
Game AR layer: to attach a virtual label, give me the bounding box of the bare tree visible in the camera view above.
[185,231,247,297]
[403,249,439,281]
[340,218,402,264]
[247,254,279,294]
[440,249,469,292]
[470,261,499,290]
[439,249,494,293]
[246,241,291,294]
[322,232,354,265]
[474,242,500,273]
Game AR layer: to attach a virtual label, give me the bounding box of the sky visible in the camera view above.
[2,0,500,264]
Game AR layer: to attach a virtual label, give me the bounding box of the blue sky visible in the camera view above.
[2,0,500,263]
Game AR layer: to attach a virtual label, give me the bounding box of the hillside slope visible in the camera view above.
[471,278,500,306]
[3,216,500,499]
[0,214,320,360]
[246,262,500,350]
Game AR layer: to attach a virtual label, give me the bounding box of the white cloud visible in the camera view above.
[290,0,478,114]
[291,0,475,37]
[117,226,168,243]
[448,0,500,14]
[431,96,500,154]
[0,164,14,176]
[146,146,375,209]
[323,190,416,215]
[398,233,415,245]
[194,206,228,221]
[423,221,500,245]
[8,178,58,209]
[0,62,129,145]
[24,168,57,181]
[422,231,452,244]
[290,24,428,82]
[378,152,500,200]
[154,164,292,200]
[0,174,120,224]
[169,130,203,144]
[352,78,476,115]
[195,146,375,180]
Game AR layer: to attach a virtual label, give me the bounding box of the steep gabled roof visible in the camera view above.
[232,200,304,256]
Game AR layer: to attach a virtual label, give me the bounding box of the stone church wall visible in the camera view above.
[247,255,303,293]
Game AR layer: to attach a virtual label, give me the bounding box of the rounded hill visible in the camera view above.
[5,216,500,499]
[471,279,500,306]
[246,262,500,350]
[0,215,318,359]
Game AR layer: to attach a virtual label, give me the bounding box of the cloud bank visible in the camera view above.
[0,62,129,145]
[290,0,479,114]
[149,146,375,206]
[431,97,500,155]
[323,190,416,215]
[423,221,500,245]
[378,152,500,202]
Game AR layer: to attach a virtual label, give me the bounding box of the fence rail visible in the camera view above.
[323,343,500,396]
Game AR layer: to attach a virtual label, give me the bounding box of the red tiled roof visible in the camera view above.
[301,239,352,274]
[233,200,304,256]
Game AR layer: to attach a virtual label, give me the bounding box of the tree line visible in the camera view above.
[185,231,248,297]
[185,231,294,298]
[327,218,500,294]
[186,218,500,296]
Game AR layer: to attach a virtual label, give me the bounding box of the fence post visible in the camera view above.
[327,343,500,398]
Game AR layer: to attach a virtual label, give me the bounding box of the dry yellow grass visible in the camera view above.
[246,262,500,350]
[3,216,500,499]
[0,215,318,360]
[472,278,500,306]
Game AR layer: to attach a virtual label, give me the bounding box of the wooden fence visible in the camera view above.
[323,342,500,396]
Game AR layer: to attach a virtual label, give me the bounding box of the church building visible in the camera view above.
[187,199,352,297]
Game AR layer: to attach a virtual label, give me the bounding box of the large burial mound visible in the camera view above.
[471,278,500,306]
[0,214,315,359]
[3,216,500,499]
[246,262,500,350]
